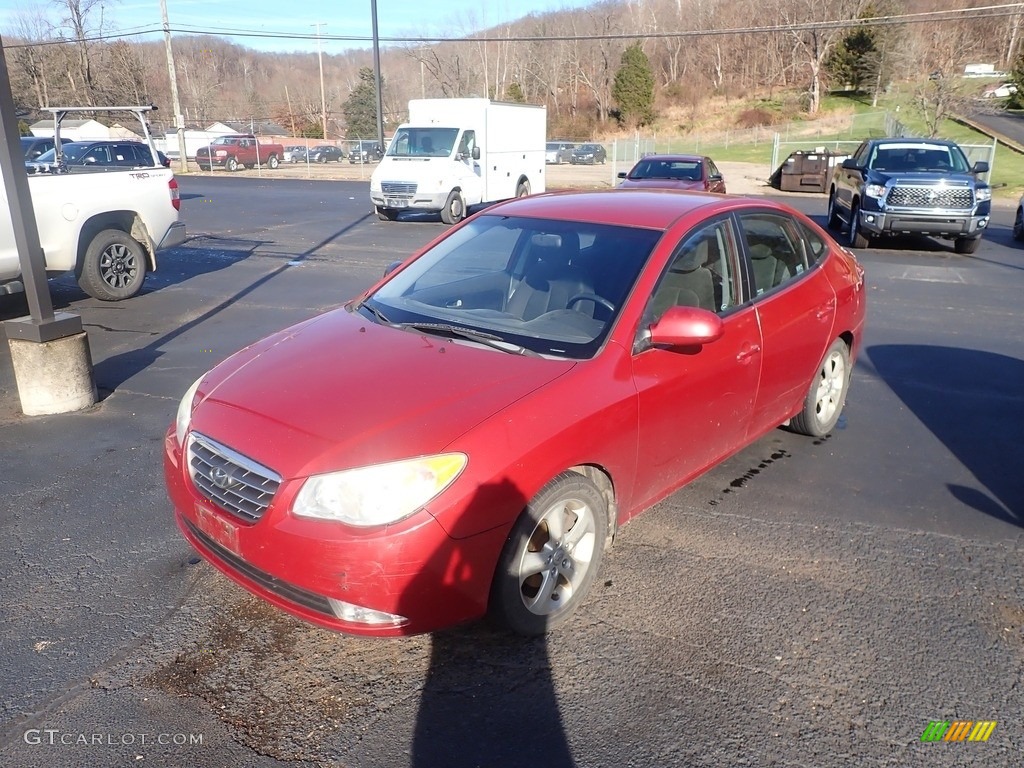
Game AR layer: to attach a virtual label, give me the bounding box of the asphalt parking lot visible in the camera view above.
[0,176,1021,767]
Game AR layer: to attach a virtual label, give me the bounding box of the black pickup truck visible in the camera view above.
[826,138,991,254]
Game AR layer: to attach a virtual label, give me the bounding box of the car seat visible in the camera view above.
[506,233,594,320]
[651,239,716,316]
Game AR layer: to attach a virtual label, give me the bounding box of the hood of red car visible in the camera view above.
[618,178,705,191]
[189,308,575,479]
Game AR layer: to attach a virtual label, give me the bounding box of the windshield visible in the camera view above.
[210,136,241,146]
[629,158,702,180]
[868,143,971,173]
[360,214,660,359]
[386,127,459,158]
[33,143,90,164]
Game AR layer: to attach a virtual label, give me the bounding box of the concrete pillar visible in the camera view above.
[7,331,97,415]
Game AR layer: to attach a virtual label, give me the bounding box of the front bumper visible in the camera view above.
[857,206,989,239]
[370,189,448,212]
[164,429,505,636]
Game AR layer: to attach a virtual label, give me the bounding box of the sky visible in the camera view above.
[0,0,592,53]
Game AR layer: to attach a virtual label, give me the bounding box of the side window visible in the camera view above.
[798,222,828,268]
[707,158,721,178]
[648,219,742,320]
[853,141,871,166]
[83,145,111,165]
[458,130,476,159]
[739,213,811,296]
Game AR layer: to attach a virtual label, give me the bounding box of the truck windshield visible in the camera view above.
[869,143,971,173]
[210,137,240,146]
[387,128,459,158]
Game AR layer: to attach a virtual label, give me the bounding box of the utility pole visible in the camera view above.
[160,0,188,173]
[313,22,328,140]
[371,0,385,150]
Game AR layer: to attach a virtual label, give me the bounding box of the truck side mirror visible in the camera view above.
[972,160,990,174]
[472,146,481,160]
[841,158,860,171]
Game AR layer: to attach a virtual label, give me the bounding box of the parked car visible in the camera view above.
[826,138,990,253]
[28,140,170,171]
[349,140,384,164]
[20,136,56,161]
[545,141,575,164]
[166,189,865,638]
[617,154,727,193]
[570,143,607,165]
[307,145,345,163]
[283,145,307,163]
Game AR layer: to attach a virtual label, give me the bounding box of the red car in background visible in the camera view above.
[618,154,727,193]
[165,189,865,638]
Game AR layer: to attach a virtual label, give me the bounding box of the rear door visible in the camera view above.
[737,210,836,437]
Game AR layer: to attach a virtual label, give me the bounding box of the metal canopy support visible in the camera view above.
[0,36,82,343]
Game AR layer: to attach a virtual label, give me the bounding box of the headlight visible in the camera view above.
[865,183,887,199]
[975,187,992,202]
[292,453,467,526]
[174,375,205,447]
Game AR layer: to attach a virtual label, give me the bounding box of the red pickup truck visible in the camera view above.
[195,135,284,171]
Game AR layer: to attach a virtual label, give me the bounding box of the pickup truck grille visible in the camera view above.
[886,186,973,209]
[187,432,281,523]
[381,182,417,197]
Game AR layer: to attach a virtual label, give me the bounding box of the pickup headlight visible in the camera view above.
[292,454,467,526]
[864,183,887,199]
[975,187,992,202]
[175,375,205,447]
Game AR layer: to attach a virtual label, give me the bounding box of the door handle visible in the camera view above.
[736,344,761,362]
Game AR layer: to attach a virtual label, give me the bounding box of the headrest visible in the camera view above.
[672,238,709,272]
[749,243,774,260]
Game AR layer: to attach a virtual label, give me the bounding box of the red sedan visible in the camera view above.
[618,154,727,193]
[165,189,865,637]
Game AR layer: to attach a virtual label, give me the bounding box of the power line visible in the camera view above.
[6,3,1023,49]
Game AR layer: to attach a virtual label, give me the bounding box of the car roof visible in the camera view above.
[634,154,706,163]
[482,189,773,230]
[869,138,958,148]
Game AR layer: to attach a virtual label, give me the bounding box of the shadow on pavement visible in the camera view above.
[867,344,1024,527]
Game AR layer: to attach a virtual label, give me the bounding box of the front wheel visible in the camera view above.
[226,156,239,172]
[266,154,280,169]
[439,190,465,225]
[954,236,982,254]
[376,207,399,221]
[1013,208,1024,241]
[790,339,851,437]
[77,229,147,301]
[847,202,871,248]
[490,472,608,636]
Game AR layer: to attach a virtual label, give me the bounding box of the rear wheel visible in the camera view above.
[953,236,982,254]
[490,472,608,636]
[78,229,147,301]
[439,190,465,225]
[1014,208,1024,241]
[826,190,842,230]
[515,180,531,198]
[267,154,280,169]
[790,339,851,437]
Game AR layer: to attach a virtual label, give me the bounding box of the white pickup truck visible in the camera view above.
[0,105,186,301]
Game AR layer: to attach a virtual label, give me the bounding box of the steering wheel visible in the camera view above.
[568,293,616,313]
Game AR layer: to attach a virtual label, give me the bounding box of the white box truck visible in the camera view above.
[370,98,546,224]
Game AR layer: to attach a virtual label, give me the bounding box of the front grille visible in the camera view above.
[381,181,417,197]
[182,517,335,619]
[187,432,281,523]
[886,185,974,209]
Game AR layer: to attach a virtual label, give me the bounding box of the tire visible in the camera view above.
[490,472,608,636]
[266,154,279,169]
[1014,208,1024,241]
[515,180,531,198]
[953,236,982,254]
[77,229,147,301]
[376,207,399,221]
[226,156,239,172]
[790,339,851,437]
[439,189,465,225]
[318,154,328,164]
[847,202,871,248]
[826,190,842,230]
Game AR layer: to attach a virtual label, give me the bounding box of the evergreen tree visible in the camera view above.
[612,43,655,128]
[343,67,382,139]
[1007,53,1024,109]
[506,82,526,103]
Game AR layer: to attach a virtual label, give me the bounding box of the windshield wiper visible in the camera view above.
[397,322,541,357]
[355,300,392,325]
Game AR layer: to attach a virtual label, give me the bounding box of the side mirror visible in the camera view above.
[648,306,724,348]
[472,146,481,160]
[972,160,990,174]
[617,171,627,179]
[383,260,403,277]
[841,158,860,171]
